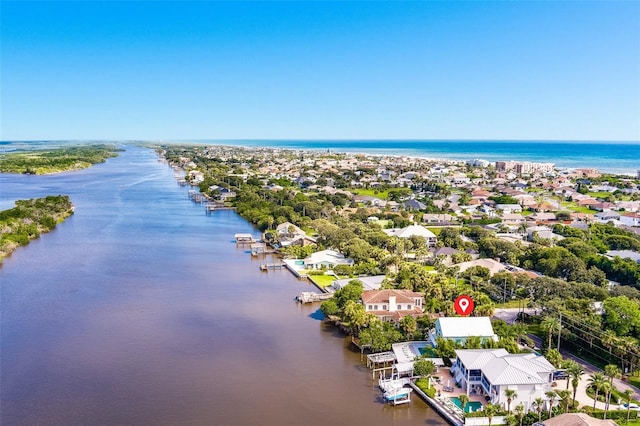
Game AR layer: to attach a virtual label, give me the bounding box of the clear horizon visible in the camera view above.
[2,139,639,144]
[2,1,639,141]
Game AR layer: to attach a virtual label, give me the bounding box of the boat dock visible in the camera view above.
[366,352,397,379]
[206,202,235,213]
[188,190,207,203]
[295,291,334,303]
[260,262,285,271]
[251,243,267,256]
[235,233,256,245]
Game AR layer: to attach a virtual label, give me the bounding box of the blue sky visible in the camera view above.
[2,1,639,141]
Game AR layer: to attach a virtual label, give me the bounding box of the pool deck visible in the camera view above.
[431,367,486,407]
[409,381,464,426]
[391,341,444,365]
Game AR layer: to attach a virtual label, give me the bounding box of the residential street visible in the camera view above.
[525,333,640,406]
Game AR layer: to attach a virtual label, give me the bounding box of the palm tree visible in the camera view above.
[545,348,563,369]
[588,372,606,410]
[567,363,584,408]
[545,390,557,418]
[563,360,578,390]
[601,382,612,420]
[513,323,528,346]
[533,397,545,422]
[541,316,561,351]
[514,403,525,426]
[623,389,634,424]
[601,329,618,355]
[483,403,499,426]
[458,393,470,414]
[465,335,482,349]
[556,389,571,413]
[604,364,621,412]
[504,389,518,414]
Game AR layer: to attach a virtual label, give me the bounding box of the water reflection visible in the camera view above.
[1,146,443,425]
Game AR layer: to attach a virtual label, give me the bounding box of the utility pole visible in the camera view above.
[557,313,562,351]
[503,278,507,304]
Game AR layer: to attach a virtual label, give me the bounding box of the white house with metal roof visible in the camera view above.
[332,275,386,291]
[431,317,498,346]
[383,224,437,248]
[303,249,354,270]
[451,349,555,412]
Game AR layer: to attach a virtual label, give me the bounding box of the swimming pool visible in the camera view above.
[418,345,438,357]
[449,397,483,413]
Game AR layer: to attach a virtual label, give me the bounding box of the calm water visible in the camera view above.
[0,146,443,425]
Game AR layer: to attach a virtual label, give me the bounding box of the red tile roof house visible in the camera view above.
[361,290,424,323]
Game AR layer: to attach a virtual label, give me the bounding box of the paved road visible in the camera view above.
[491,309,640,404]
[493,308,538,324]
[526,333,640,405]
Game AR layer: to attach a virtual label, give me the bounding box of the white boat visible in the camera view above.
[383,387,412,405]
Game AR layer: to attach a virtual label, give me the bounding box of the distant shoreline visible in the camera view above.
[1,139,638,176]
[169,139,640,176]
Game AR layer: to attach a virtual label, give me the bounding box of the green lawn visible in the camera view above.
[562,202,595,214]
[425,227,447,235]
[308,274,338,288]
[588,192,613,199]
[373,219,392,228]
[350,188,390,199]
[495,299,530,309]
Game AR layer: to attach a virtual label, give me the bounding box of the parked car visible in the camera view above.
[620,403,640,411]
[552,370,568,380]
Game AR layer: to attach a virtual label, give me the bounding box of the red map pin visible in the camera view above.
[454,295,474,316]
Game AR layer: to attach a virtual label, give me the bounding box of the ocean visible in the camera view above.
[180,139,640,176]
[2,139,639,176]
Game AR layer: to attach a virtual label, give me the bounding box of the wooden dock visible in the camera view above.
[188,190,207,203]
[366,351,397,379]
[260,262,285,271]
[206,202,235,213]
[235,233,256,245]
[251,243,267,256]
[295,291,334,303]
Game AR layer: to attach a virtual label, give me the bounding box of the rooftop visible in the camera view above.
[436,317,496,339]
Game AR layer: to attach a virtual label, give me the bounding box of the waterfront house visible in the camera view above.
[275,222,316,247]
[361,289,424,323]
[451,349,555,412]
[303,249,354,270]
[431,317,498,346]
[332,275,386,291]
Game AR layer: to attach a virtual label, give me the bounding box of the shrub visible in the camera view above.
[415,378,436,398]
[587,410,638,421]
